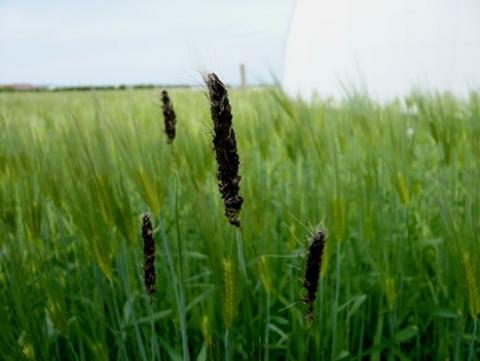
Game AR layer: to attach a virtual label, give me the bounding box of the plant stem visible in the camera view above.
[174,177,190,361]
[159,219,190,361]
[264,291,270,361]
[235,228,247,277]
[224,329,230,361]
[331,241,341,361]
[467,319,478,361]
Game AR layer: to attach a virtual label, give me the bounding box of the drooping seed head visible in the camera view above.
[203,73,244,227]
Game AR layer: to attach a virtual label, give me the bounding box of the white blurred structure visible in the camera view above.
[283,0,480,100]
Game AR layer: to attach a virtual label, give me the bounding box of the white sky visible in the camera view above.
[284,0,480,100]
[0,0,294,86]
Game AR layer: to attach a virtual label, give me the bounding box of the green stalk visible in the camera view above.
[159,219,189,361]
[174,176,190,361]
[264,291,270,361]
[331,241,341,361]
[224,329,230,361]
[235,228,247,277]
[467,319,478,361]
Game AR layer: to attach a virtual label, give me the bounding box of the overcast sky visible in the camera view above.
[0,0,294,86]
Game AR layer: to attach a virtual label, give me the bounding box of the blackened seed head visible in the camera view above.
[204,72,244,227]
[142,214,152,236]
[160,89,176,144]
[302,229,327,323]
[141,213,156,295]
[204,73,225,98]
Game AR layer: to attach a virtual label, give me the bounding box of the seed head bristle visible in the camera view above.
[204,73,244,227]
[161,90,176,144]
[142,214,156,296]
[303,229,327,324]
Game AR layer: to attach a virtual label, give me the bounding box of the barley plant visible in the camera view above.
[0,87,479,360]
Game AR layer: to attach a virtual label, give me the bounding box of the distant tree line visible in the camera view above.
[0,84,194,93]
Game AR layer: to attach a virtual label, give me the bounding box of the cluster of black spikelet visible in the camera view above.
[142,214,156,296]
[303,229,327,323]
[144,74,327,331]
[161,89,176,144]
[204,73,244,227]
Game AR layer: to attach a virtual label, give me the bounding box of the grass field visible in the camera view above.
[0,88,479,360]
